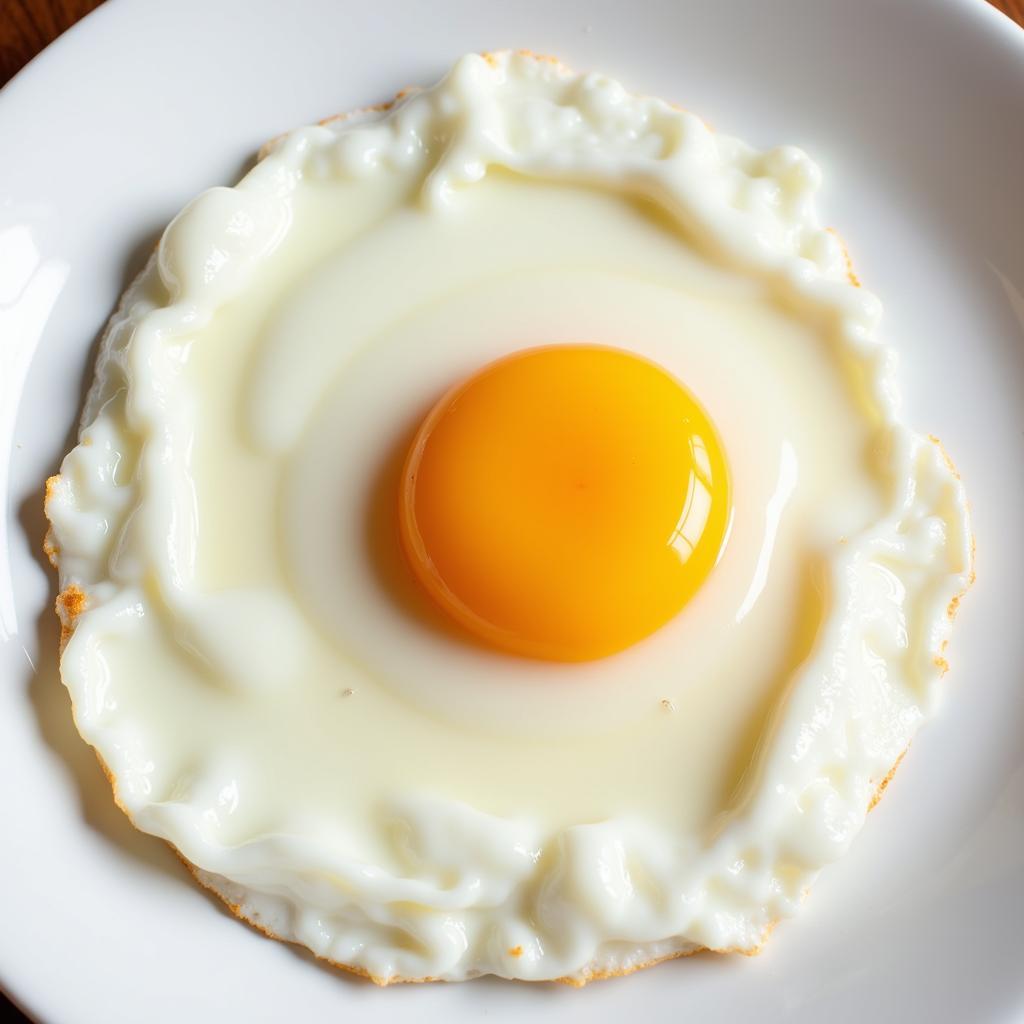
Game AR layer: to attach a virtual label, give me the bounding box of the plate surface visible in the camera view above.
[2,1,1023,1021]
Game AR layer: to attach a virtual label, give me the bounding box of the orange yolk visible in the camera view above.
[399,345,731,662]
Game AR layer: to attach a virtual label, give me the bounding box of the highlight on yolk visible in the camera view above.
[398,344,731,662]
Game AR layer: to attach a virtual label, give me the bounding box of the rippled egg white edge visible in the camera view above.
[44,50,973,984]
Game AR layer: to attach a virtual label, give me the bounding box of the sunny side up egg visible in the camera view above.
[400,343,731,661]
[44,51,973,985]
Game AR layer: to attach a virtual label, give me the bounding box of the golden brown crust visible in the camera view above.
[553,938,760,988]
[868,749,907,812]
[825,227,861,289]
[55,583,87,650]
[43,475,62,568]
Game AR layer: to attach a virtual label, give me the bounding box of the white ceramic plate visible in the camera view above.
[2,0,1023,1020]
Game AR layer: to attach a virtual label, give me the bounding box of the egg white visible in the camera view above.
[46,51,972,983]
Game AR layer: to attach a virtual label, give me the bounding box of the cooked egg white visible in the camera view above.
[46,51,972,983]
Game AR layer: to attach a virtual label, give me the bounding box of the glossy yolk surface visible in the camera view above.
[399,345,731,661]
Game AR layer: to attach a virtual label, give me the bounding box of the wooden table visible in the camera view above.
[0,1,1021,1021]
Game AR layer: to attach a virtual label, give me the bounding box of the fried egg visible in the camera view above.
[44,51,973,984]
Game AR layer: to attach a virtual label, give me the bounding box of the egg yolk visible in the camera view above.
[399,345,731,661]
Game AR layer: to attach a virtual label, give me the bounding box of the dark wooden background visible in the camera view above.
[1,0,1022,1021]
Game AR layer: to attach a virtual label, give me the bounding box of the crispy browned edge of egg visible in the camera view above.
[40,50,977,988]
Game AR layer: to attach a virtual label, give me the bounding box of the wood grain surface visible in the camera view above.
[0,0,1021,1022]
[1,0,103,83]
